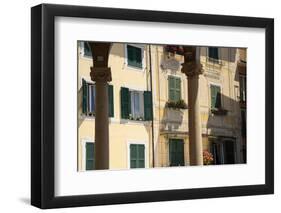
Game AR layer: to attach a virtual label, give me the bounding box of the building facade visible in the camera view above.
[77,42,246,171]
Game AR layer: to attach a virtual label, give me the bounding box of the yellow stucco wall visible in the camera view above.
[78,43,152,171]
[78,42,245,170]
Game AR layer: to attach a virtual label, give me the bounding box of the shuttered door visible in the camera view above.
[85,142,95,170]
[169,139,184,166]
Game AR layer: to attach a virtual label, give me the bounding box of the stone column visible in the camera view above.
[88,42,112,170]
[90,67,112,170]
[181,47,204,166]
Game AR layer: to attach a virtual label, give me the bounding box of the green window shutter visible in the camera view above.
[211,85,221,108]
[135,47,142,68]
[168,76,181,102]
[144,91,152,121]
[215,86,221,108]
[108,84,114,117]
[127,45,142,68]
[168,76,175,101]
[84,42,92,57]
[209,47,219,59]
[138,145,145,168]
[85,143,95,170]
[130,144,137,168]
[82,79,88,113]
[121,87,130,119]
[169,139,184,166]
[175,78,181,101]
[130,144,145,168]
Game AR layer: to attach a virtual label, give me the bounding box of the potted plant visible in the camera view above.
[203,150,214,165]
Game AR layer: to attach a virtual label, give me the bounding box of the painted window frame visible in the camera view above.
[207,47,221,64]
[124,44,145,71]
[80,41,93,59]
[81,139,95,171]
[81,77,114,118]
[127,140,148,169]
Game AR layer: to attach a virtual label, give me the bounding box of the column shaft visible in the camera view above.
[188,75,203,165]
[95,81,109,169]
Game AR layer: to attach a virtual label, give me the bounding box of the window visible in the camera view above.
[210,85,221,109]
[208,47,219,60]
[85,142,95,170]
[169,139,184,166]
[120,87,152,120]
[130,144,145,168]
[126,45,143,68]
[239,75,246,102]
[82,79,114,117]
[130,90,144,120]
[83,41,92,57]
[211,140,236,165]
[168,76,181,102]
[241,109,246,137]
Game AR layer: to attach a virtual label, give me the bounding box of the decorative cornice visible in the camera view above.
[90,67,112,82]
[181,62,204,77]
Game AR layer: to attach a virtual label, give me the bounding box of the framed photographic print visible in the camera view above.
[31,3,274,209]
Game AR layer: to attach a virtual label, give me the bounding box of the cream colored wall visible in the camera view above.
[78,43,245,170]
[152,46,244,165]
[78,42,152,171]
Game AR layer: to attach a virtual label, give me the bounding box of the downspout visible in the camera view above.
[148,45,155,168]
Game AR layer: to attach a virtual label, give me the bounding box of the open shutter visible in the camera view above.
[211,85,216,108]
[82,79,88,113]
[215,86,221,108]
[144,91,152,121]
[121,87,130,119]
[108,84,114,117]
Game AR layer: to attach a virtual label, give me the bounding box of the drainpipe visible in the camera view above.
[148,45,155,168]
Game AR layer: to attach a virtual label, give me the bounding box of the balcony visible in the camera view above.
[160,106,188,133]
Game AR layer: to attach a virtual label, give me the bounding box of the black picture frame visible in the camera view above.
[31,3,274,209]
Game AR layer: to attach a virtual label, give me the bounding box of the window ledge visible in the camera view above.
[126,64,145,72]
[211,108,228,116]
[120,119,151,125]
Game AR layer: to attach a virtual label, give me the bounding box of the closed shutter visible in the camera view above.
[82,79,88,113]
[209,47,219,59]
[85,143,95,170]
[130,144,145,168]
[169,139,184,166]
[127,45,142,68]
[168,76,175,101]
[121,87,130,119]
[108,84,114,117]
[175,78,181,101]
[144,91,152,121]
[168,76,181,102]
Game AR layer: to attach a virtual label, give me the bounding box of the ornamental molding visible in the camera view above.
[90,67,112,82]
[181,62,204,77]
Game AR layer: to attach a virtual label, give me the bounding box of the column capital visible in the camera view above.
[181,62,204,78]
[90,67,112,82]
